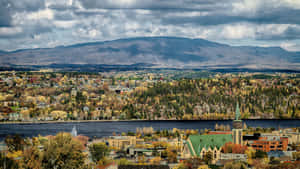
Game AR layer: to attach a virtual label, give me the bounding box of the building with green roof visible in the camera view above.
[181,103,243,163]
[182,134,232,162]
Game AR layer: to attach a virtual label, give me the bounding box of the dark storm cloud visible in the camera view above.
[250,8,300,25]
[54,12,75,21]
[257,26,300,40]
[12,0,45,12]
[48,4,78,12]
[161,7,300,26]
[0,0,12,27]
[77,0,225,10]
[162,14,243,26]
[0,0,45,27]
[1,0,300,51]
[75,0,300,27]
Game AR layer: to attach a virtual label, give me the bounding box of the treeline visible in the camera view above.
[131,78,300,120]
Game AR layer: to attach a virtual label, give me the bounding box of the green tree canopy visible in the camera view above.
[88,142,110,163]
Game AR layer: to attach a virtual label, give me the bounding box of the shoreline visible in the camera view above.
[1,118,300,124]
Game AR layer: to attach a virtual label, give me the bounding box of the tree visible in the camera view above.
[50,110,67,120]
[255,150,267,159]
[88,142,110,163]
[42,132,87,169]
[20,146,43,169]
[150,156,162,165]
[0,153,19,169]
[167,147,178,163]
[245,147,255,165]
[97,156,112,166]
[222,142,248,154]
[224,161,247,169]
[292,151,300,161]
[117,158,133,165]
[5,134,25,152]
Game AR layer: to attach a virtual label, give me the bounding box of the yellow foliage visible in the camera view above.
[150,157,161,165]
[198,165,209,169]
[50,110,67,120]
[82,91,88,97]
[7,150,23,159]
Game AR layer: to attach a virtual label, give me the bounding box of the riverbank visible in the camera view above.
[1,119,300,141]
[1,118,300,124]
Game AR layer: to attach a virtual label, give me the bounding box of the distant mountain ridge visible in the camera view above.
[0,36,299,70]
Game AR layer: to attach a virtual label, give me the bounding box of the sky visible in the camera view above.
[1,0,300,51]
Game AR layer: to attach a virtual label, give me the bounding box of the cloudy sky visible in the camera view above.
[1,0,300,51]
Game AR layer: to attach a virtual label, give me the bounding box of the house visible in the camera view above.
[37,102,47,108]
[182,134,232,163]
[83,106,90,112]
[9,112,22,121]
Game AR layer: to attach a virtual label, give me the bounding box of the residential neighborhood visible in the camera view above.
[0,71,299,122]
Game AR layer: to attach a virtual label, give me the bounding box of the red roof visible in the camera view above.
[207,131,232,135]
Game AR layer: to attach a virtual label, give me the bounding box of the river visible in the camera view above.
[1,119,300,140]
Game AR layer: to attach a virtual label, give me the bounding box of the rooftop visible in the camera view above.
[187,134,232,156]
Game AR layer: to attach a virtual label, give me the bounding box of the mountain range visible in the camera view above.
[0,37,299,71]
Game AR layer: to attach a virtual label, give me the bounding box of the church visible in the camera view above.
[181,103,243,162]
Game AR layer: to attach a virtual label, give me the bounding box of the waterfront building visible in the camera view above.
[106,136,144,150]
[271,128,300,144]
[182,134,232,162]
[182,103,244,162]
[246,135,288,152]
[8,112,22,121]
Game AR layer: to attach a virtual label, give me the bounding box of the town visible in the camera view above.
[1,105,300,168]
[0,70,299,168]
[1,0,300,168]
[0,71,299,121]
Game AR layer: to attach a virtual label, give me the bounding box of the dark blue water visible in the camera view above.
[0,120,299,140]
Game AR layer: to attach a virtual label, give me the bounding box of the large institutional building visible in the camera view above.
[182,103,243,162]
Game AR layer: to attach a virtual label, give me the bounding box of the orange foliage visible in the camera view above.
[222,142,248,154]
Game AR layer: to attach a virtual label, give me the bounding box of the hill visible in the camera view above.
[0,37,299,70]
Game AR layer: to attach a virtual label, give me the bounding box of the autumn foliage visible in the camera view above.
[222,142,248,154]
